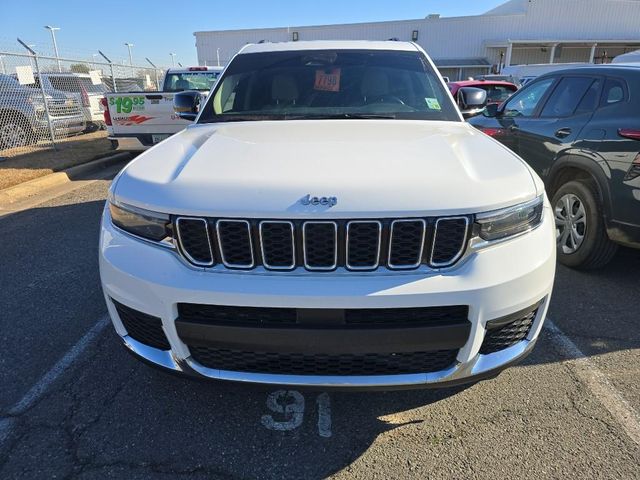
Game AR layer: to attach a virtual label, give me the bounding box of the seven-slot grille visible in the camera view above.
[175,217,470,272]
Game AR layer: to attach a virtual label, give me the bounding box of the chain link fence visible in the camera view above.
[0,48,166,158]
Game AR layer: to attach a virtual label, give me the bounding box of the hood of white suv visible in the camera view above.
[113,120,538,218]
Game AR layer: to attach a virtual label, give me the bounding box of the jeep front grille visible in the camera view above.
[174,216,470,272]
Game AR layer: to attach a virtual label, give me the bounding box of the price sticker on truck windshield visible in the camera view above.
[314,68,341,92]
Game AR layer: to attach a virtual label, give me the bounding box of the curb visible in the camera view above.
[0,152,131,207]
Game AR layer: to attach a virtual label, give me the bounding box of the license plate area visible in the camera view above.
[152,134,170,144]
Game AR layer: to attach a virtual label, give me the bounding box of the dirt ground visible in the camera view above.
[0,131,114,190]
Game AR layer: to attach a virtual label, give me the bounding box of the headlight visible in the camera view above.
[476,196,544,241]
[108,201,172,243]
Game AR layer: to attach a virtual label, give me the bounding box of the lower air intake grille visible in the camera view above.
[480,308,538,355]
[178,303,468,327]
[112,300,170,350]
[189,347,459,375]
[345,305,469,327]
[179,304,298,326]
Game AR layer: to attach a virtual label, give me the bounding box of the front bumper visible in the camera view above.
[99,203,556,388]
[107,136,148,151]
[35,115,86,136]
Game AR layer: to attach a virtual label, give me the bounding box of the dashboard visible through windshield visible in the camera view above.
[199,49,460,122]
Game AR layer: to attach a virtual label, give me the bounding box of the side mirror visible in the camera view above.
[457,87,488,119]
[483,103,500,118]
[174,91,201,121]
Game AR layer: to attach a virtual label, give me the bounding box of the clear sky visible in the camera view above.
[0,0,506,67]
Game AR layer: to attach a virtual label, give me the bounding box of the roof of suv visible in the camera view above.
[537,63,640,78]
[165,66,224,74]
[239,40,420,54]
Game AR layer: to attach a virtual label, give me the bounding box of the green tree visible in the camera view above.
[70,63,91,73]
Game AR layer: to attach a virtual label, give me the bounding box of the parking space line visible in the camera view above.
[0,315,110,448]
[547,319,640,446]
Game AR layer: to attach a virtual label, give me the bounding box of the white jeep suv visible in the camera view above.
[99,41,556,388]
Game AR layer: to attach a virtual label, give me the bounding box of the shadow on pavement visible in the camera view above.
[546,246,640,358]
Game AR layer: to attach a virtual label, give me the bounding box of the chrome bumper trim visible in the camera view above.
[121,334,538,388]
[108,136,148,151]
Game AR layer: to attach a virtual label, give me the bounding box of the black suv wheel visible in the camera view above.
[551,179,617,269]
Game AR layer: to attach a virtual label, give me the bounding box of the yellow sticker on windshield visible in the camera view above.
[425,98,441,110]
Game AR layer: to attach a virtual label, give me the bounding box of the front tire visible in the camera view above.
[0,116,34,149]
[551,179,617,269]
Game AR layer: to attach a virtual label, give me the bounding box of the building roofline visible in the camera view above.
[192,5,527,37]
[486,39,640,46]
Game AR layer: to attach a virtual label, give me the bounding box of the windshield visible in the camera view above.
[163,72,220,92]
[476,84,517,103]
[199,49,459,123]
[49,76,108,94]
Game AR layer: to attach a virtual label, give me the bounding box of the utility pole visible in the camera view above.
[98,50,116,92]
[146,57,160,90]
[216,48,221,67]
[124,42,134,76]
[27,44,37,70]
[170,52,176,67]
[44,25,61,72]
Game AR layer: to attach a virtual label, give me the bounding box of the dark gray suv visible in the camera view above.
[470,65,640,269]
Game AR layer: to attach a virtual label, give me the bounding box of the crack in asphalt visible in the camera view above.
[0,320,111,467]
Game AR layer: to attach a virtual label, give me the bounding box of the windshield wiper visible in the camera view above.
[202,112,398,123]
[202,114,286,123]
[285,113,397,120]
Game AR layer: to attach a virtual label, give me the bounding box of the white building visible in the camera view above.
[194,0,640,81]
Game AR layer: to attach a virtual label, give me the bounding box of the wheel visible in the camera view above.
[0,116,33,149]
[83,122,100,133]
[551,179,617,269]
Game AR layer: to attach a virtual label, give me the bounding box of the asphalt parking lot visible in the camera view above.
[0,165,639,479]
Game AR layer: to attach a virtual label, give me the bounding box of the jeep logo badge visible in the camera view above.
[300,194,338,207]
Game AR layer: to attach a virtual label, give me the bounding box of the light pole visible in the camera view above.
[170,52,176,67]
[216,48,221,67]
[44,26,61,72]
[91,53,98,70]
[124,42,134,76]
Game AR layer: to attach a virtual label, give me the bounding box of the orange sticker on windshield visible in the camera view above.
[314,68,341,92]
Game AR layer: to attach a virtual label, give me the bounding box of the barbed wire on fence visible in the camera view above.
[0,35,172,75]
